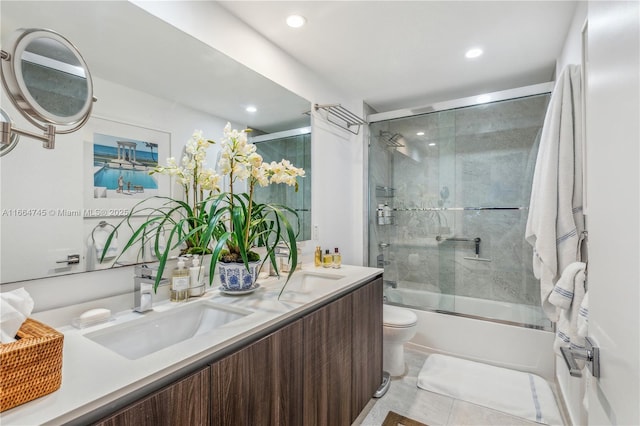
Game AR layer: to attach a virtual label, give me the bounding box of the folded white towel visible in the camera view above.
[551,262,587,367]
[1,288,35,343]
[549,261,586,310]
[525,64,585,322]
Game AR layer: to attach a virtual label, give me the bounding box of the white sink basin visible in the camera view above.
[278,270,345,301]
[85,300,251,360]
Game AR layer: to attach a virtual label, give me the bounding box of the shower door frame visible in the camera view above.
[364,81,555,331]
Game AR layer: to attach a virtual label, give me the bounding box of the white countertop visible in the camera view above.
[1,265,382,425]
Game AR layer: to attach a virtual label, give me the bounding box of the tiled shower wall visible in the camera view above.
[369,94,551,307]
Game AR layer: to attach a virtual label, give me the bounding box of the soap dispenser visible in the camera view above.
[189,255,205,297]
[170,258,189,302]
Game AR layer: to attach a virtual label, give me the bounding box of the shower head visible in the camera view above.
[379,131,405,147]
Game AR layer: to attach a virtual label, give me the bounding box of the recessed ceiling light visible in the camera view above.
[416,131,425,136]
[465,48,483,59]
[246,106,257,113]
[428,143,437,147]
[286,15,306,28]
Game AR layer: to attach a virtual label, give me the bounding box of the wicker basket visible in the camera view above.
[0,318,64,412]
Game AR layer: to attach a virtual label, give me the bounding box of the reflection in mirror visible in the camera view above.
[1,27,95,138]
[21,35,89,119]
[253,127,312,241]
[0,1,311,284]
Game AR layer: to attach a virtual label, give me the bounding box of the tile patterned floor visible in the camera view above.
[354,348,553,426]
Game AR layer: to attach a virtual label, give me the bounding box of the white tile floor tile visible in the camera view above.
[355,348,553,426]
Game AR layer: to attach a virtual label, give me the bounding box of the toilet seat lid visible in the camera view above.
[383,304,417,327]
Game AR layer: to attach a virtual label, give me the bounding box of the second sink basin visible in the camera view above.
[84,300,251,360]
[278,270,346,302]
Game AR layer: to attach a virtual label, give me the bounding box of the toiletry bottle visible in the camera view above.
[314,246,322,267]
[189,255,205,297]
[170,258,189,302]
[322,249,332,268]
[295,247,302,271]
[383,203,391,225]
[332,247,342,269]
[377,204,385,225]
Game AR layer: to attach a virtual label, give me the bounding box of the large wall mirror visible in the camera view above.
[0,1,311,284]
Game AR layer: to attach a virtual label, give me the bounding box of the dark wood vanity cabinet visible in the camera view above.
[210,277,383,426]
[93,276,382,426]
[350,278,384,419]
[94,368,210,426]
[210,320,305,425]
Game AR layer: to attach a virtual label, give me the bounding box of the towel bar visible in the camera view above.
[560,336,600,378]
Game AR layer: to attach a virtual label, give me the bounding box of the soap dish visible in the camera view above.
[71,308,114,329]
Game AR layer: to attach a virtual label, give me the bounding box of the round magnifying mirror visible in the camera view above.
[0,108,20,156]
[1,28,94,129]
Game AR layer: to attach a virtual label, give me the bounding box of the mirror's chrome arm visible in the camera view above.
[1,120,55,149]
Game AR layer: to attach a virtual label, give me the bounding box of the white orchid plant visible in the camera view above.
[101,123,305,291]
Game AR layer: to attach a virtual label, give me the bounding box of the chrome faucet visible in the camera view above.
[133,264,169,313]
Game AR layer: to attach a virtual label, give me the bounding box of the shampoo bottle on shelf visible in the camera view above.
[170,258,189,302]
[383,203,392,225]
[332,247,342,269]
[377,204,385,225]
[322,249,333,268]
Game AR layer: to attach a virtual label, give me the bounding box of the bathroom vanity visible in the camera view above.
[0,266,383,425]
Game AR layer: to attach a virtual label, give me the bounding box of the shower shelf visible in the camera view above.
[314,103,367,135]
[375,186,396,197]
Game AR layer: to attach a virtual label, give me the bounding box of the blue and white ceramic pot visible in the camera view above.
[218,261,260,292]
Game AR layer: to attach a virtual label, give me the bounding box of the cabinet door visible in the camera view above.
[302,294,353,426]
[210,321,304,426]
[94,368,209,426]
[351,277,383,420]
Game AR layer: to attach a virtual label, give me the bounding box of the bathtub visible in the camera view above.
[385,286,556,381]
[385,286,553,330]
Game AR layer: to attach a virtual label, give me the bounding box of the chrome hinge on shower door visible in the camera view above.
[560,336,600,378]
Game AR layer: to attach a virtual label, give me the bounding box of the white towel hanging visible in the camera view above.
[525,64,585,322]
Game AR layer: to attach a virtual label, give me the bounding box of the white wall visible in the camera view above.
[584,1,639,424]
[556,2,587,76]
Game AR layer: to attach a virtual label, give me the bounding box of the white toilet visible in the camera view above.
[383,304,418,376]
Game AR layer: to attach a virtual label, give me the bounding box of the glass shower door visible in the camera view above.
[368,93,552,330]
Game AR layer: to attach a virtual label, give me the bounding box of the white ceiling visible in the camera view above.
[2,1,578,129]
[1,1,311,133]
[218,1,578,113]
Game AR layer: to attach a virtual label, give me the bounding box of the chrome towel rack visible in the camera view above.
[314,103,367,135]
[91,220,117,244]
